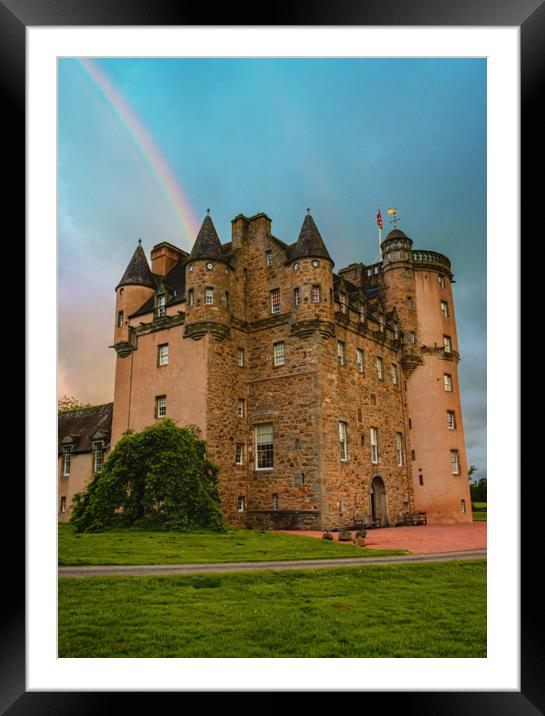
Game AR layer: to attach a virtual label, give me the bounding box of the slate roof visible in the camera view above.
[384,228,409,241]
[289,214,333,264]
[116,244,156,290]
[129,259,188,318]
[190,215,228,263]
[58,403,113,455]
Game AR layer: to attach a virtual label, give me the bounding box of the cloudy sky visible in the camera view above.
[58,58,486,478]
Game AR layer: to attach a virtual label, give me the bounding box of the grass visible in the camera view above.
[58,524,407,565]
[58,560,487,658]
[472,502,487,521]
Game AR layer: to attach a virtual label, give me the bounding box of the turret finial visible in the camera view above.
[138,238,142,246]
[306,207,310,215]
[206,208,210,215]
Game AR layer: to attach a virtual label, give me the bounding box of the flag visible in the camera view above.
[376,208,383,230]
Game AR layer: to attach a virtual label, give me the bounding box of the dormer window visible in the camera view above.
[62,445,72,476]
[92,440,104,473]
[156,294,166,318]
[265,250,272,266]
[339,292,347,314]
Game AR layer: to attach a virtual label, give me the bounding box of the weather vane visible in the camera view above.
[387,207,400,229]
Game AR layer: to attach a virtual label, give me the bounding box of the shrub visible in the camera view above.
[322,531,334,540]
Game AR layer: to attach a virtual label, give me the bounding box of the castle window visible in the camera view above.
[270,288,280,314]
[205,287,214,305]
[419,475,424,486]
[188,289,194,307]
[156,294,166,318]
[62,445,72,476]
[337,341,346,366]
[117,310,124,328]
[224,291,229,307]
[155,395,167,418]
[237,348,245,367]
[438,274,446,288]
[408,331,416,344]
[244,268,248,281]
[356,348,364,373]
[443,335,452,353]
[447,410,457,429]
[379,318,385,333]
[265,249,273,266]
[376,356,384,380]
[391,363,398,385]
[158,344,169,366]
[360,435,365,447]
[339,421,348,461]
[409,418,412,429]
[411,450,416,461]
[92,440,104,473]
[407,296,413,310]
[339,292,347,313]
[451,449,460,475]
[237,496,246,512]
[237,399,245,417]
[357,408,363,423]
[294,287,301,306]
[294,438,301,450]
[272,493,279,511]
[367,269,372,277]
[441,301,449,317]
[312,285,320,303]
[403,268,412,278]
[370,393,377,406]
[60,496,67,513]
[461,499,466,513]
[273,342,286,366]
[396,432,404,467]
[370,428,379,464]
[235,443,244,465]
[444,373,453,391]
[256,423,274,470]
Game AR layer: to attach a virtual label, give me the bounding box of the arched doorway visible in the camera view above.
[370,476,388,527]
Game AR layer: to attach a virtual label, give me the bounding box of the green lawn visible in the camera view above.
[58,524,407,565]
[58,560,487,658]
[472,502,487,521]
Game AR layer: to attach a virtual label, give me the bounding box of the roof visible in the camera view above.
[116,244,156,290]
[190,215,228,263]
[58,403,113,455]
[130,260,188,318]
[289,214,333,264]
[384,228,409,241]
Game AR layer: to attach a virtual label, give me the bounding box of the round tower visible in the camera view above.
[113,240,156,355]
[407,249,473,523]
[288,212,335,337]
[184,213,232,341]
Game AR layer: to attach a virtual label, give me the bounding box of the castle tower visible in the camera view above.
[407,249,472,522]
[184,213,232,341]
[288,213,335,337]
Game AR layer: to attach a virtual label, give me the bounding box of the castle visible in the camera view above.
[59,210,472,528]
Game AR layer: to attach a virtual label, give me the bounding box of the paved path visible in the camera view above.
[276,523,486,554]
[59,549,486,578]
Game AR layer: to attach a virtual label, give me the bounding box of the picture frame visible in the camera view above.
[9,0,534,709]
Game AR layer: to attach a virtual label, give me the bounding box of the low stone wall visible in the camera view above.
[246,510,322,530]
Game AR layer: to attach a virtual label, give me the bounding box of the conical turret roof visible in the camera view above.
[290,213,333,264]
[190,214,227,263]
[385,228,408,241]
[116,242,155,290]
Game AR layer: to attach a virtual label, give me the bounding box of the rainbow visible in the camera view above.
[78,58,200,245]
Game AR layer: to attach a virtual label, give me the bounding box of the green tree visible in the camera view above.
[58,395,92,412]
[71,419,225,533]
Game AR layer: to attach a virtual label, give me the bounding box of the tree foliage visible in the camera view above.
[58,395,92,412]
[470,478,487,504]
[71,420,225,533]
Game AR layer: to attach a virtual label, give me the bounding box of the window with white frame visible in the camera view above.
[391,363,398,385]
[460,499,466,513]
[408,331,416,344]
[92,440,105,473]
[311,285,320,303]
[294,287,301,306]
[117,310,124,328]
[237,348,245,367]
[337,341,346,366]
[156,395,167,418]
[447,410,456,429]
[205,287,214,305]
[376,356,384,380]
[60,496,67,513]
[272,493,279,511]
[237,496,246,512]
[356,348,364,373]
[370,428,379,464]
[235,443,244,465]
[339,292,347,313]
[440,301,449,317]
[237,399,245,417]
[443,335,452,353]
[270,288,280,314]
[396,432,404,466]
[339,421,348,461]
[359,307,366,323]
[62,445,72,476]
[158,343,169,366]
[265,249,273,266]
[273,341,286,366]
[444,373,453,391]
[438,274,446,288]
[156,294,166,317]
[450,449,460,475]
[188,289,194,307]
[256,423,274,469]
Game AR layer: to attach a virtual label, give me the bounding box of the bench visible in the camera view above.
[353,513,380,529]
[397,512,427,527]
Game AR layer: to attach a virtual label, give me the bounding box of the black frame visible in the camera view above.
[10,0,535,711]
